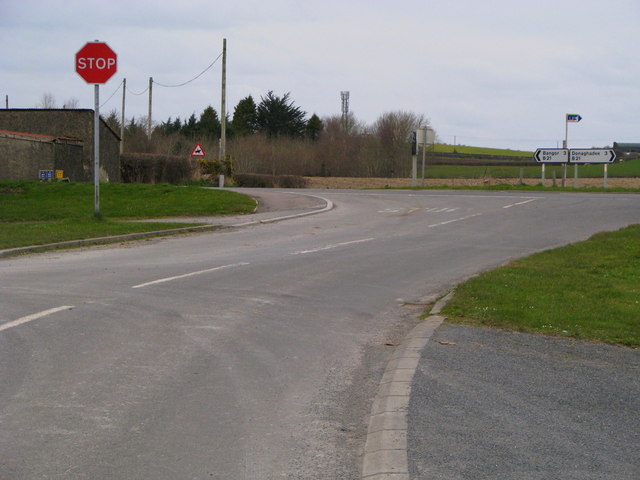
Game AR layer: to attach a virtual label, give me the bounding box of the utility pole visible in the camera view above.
[120,78,126,154]
[147,77,153,138]
[219,38,227,187]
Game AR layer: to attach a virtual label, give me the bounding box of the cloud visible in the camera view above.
[2,0,639,149]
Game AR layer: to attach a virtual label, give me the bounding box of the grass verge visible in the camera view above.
[0,181,256,249]
[441,225,640,347]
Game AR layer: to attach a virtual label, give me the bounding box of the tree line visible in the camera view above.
[104,91,433,178]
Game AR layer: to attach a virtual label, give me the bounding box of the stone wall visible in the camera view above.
[0,131,83,180]
[0,109,120,181]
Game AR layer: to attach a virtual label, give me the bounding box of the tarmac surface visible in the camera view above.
[407,324,639,480]
[3,188,638,479]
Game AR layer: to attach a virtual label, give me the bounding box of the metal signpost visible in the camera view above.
[563,113,582,186]
[534,147,616,187]
[75,41,117,217]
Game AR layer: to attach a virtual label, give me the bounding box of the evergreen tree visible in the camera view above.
[104,109,121,132]
[181,113,198,137]
[159,116,182,136]
[255,91,307,138]
[232,95,257,136]
[305,114,323,141]
[198,106,221,139]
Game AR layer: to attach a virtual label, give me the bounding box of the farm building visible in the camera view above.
[613,142,640,154]
[0,109,121,182]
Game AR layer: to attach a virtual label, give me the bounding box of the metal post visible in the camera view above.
[603,164,608,188]
[562,117,568,187]
[421,126,427,186]
[541,164,546,185]
[574,164,579,188]
[411,155,417,186]
[94,84,100,217]
[219,38,227,188]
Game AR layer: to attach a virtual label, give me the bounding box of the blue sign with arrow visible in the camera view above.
[566,114,582,122]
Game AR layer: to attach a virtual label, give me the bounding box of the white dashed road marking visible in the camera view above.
[1,305,75,332]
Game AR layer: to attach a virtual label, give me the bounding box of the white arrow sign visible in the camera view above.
[534,148,569,163]
[569,149,616,164]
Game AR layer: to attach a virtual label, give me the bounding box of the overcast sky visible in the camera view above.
[2,0,639,150]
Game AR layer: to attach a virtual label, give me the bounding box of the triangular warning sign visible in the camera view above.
[191,143,206,157]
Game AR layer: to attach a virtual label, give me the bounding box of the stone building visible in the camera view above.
[0,130,83,180]
[0,109,121,182]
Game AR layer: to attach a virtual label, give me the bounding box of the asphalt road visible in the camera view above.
[1,189,638,479]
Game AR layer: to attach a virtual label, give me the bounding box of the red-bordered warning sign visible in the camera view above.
[191,143,206,157]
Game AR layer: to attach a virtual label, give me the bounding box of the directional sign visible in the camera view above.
[566,114,582,122]
[569,149,616,164]
[191,144,206,157]
[534,148,569,163]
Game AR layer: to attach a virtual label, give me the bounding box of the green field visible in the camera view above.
[423,144,640,178]
[442,225,640,347]
[0,181,256,249]
[432,144,533,157]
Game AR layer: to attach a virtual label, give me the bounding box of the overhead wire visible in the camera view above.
[99,79,123,108]
[126,84,149,96]
[153,52,223,88]
[99,51,222,109]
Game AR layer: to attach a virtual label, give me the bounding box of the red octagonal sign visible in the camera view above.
[75,42,117,84]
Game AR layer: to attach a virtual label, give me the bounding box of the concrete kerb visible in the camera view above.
[0,193,334,259]
[361,292,455,480]
[0,224,225,259]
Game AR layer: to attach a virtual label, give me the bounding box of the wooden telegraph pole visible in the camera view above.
[219,38,227,187]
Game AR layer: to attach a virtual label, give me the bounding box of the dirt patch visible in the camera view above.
[304,176,640,189]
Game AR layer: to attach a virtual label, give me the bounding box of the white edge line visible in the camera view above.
[132,262,250,289]
[1,305,75,332]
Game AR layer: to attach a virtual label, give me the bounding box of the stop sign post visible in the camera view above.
[75,41,117,217]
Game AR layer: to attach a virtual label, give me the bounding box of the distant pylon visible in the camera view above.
[341,91,350,130]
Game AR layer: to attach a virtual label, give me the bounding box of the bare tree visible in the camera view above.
[371,111,429,177]
[63,98,80,109]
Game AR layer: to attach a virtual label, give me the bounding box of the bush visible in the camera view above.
[233,173,276,188]
[278,175,308,188]
[232,173,307,188]
[197,156,235,177]
[121,153,197,184]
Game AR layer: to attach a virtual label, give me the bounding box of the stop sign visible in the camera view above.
[75,42,117,84]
